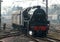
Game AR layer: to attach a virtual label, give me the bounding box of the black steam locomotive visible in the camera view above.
[12,6,50,37]
[23,6,50,37]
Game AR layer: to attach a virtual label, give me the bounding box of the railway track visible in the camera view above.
[0,30,60,42]
[46,36,60,42]
[0,30,21,39]
[26,35,60,42]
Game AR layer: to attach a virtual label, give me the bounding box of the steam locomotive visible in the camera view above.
[12,6,50,37]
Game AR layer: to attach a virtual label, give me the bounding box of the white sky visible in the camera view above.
[2,0,60,7]
[1,0,60,14]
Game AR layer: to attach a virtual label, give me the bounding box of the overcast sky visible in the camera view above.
[1,0,60,14]
[2,0,60,7]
